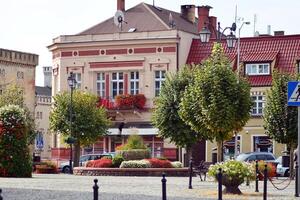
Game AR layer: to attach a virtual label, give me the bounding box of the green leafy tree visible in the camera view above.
[50,90,110,167]
[152,66,214,161]
[0,105,32,177]
[179,43,252,161]
[264,71,298,176]
[0,84,35,144]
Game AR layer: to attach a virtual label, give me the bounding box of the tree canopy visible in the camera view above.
[0,84,35,144]
[179,43,252,161]
[50,90,110,166]
[152,66,213,152]
[264,71,298,148]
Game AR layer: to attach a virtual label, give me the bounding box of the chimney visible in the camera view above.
[197,5,212,33]
[209,16,217,39]
[117,0,125,11]
[181,5,196,24]
[274,31,285,36]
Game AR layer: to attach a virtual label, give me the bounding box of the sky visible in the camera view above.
[1,0,300,86]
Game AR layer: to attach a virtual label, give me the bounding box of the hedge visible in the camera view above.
[116,149,151,161]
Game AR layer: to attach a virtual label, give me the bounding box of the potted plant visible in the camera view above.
[35,161,58,174]
[208,160,255,194]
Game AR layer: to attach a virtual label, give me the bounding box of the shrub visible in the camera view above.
[125,134,147,150]
[171,161,183,168]
[147,158,172,168]
[134,94,146,109]
[112,154,125,168]
[0,105,32,177]
[120,160,151,168]
[86,158,112,168]
[208,160,255,183]
[116,149,151,161]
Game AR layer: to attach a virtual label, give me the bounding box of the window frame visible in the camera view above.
[245,63,270,75]
[96,72,105,97]
[111,72,124,98]
[130,71,139,95]
[154,70,166,97]
[251,95,265,116]
[74,73,82,89]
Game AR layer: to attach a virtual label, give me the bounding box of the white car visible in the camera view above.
[59,153,114,173]
[275,156,289,177]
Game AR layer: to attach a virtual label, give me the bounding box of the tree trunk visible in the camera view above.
[185,145,192,167]
[289,144,295,179]
[217,141,223,162]
[73,141,81,167]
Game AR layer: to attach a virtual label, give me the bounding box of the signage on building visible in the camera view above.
[35,132,44,149]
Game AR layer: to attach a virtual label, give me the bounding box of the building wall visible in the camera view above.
[0,49,38,113]
[205,86,286,162]
[35,95,52,159]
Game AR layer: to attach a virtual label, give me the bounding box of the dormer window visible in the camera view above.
[245,63,270,75]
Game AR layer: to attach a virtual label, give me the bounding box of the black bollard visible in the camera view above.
[0,188,2,200]
[188,158,193,189]
[255,160,259,192]
[93,179,99,200]
[296,163,299,197]
[162,173,167,200]
[218,168,222,200]
[263,164,268,200]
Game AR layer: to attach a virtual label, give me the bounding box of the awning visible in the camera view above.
[107,128,159,136]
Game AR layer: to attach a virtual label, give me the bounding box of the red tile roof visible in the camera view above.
[187,35,300,86]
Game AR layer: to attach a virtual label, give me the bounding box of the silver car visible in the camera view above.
[275,156,289,177]
[236,152,276,162]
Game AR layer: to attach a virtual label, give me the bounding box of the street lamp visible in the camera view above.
[234,21,250,158]
[199,22,237,48]
[67,72,77,174]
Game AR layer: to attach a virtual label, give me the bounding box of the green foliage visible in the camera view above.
[264,71,298,147]
[50,90,111,146]
[152,66,210,149]
[0,84,36,144]
[112,154,125,168]
[116,149,151,161]
[179,43,252,142]
[0,105,32,177]
[121,134,147,150]
[119,160,151,168]
[208,160,255,184]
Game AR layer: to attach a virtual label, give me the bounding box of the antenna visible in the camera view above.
[114,10,127,31]
[253,14,257,36]
[169,13,175,28]
[153,0,155,6]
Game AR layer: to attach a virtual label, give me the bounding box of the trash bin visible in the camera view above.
[212,152,217,164]
[282,155,290,167]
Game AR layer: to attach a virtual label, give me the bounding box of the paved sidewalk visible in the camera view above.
[0,174,298,200]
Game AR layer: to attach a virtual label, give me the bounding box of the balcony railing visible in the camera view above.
[97,94,147,110]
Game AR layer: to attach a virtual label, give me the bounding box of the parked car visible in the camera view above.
[275,156,290,177]
[235,152,276,162]
[59,153,114,173]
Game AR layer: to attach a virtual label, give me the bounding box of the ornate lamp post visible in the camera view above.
[67,72,77,174]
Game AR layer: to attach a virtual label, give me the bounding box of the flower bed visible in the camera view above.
[73,167,189,177]
[115,94,146,109]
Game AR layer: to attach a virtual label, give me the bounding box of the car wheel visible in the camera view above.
[63,166,71,174]
[284,170,289,177]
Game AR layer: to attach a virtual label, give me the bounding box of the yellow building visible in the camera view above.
[187,26,300,162]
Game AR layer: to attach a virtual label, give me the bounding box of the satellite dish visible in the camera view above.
[114,10,125,30]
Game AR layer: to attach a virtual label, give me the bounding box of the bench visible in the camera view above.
[193,161,213,181]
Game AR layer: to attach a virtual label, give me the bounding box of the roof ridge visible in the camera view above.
[143,3,170,30]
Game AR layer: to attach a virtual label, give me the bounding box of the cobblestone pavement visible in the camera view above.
[0,174,298,200]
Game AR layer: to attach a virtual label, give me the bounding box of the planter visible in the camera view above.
[222,175,244,194]
[35,165,57,174]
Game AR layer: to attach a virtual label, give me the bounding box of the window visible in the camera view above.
[17,71,24,79]
[155,70,166,96]
[245,63,270,75]
[112,72,124,98]
[36,111,42,119]
[96,73,105,97]
[251,95,265,115]
[0,69,5,77]
[130,71,139,95]
[74,73,81,89]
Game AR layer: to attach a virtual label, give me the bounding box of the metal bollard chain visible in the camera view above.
[162,173,167,200]
[93,179,99,200]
